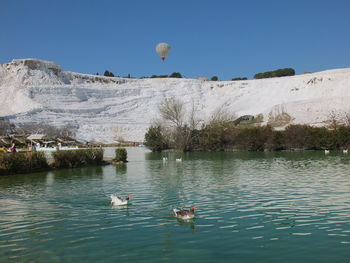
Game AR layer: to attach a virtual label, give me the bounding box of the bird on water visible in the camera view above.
[110,194,132,206]
[173,206,198,220]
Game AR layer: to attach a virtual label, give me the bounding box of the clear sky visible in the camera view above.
[1,0,350,80]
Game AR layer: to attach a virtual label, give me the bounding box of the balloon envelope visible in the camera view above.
[156,42,171,61]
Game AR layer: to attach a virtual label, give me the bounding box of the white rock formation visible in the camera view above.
[1,59,350,143]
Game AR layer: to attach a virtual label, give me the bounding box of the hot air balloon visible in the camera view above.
[156,42,171,61]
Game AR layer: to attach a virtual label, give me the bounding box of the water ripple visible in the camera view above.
[1,151,350,262]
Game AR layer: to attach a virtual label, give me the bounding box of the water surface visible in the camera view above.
[1,149,350,262]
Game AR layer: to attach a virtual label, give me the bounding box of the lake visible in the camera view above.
[1,148,350,262]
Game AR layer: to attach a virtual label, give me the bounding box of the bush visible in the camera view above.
[232,77,247,81]
[114,148,127,162]
[211,76,218,81]
[144,125,169,151]
[186,124,350,152]
[104,70,115,77]
[233,126,273,151]
[254,68,295,79]
[0,152,49,175]
[150,75,168,78]
[52,149,104,168]
[169,72,182,78]
[195,124,227,151]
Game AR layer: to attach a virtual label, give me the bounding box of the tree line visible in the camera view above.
[97,71,183,79]
[144,98,350,152]
[145,123,350,152]
[96,67,296,81]
[254,68,295,79]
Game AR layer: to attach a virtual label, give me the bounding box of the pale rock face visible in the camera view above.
[1,58,350,143]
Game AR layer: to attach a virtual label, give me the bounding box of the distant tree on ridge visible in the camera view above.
[104,70,115,77]
[169,72,182,78]
[232,77,247,81]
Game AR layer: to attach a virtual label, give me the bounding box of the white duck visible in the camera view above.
[110,194,132,206]
[173,206,197,220]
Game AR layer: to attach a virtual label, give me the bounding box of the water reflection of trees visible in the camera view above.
[115,163,127,175]
[146,152,187,209]
[145,152,244,210]
[144,151,350,211]
[52,166,104,182]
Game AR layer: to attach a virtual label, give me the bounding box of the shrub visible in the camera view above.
[211,76,218,81]
[186,124,350,152]
[114,148,127,162]
[144,125,169,151]
[232,77,247,81]
[52,149,104,168]
[233,126,273,151]
[195,124,227,151]
[0,152,49,175]
[150,75,168,78]
[254,68,295,79]
[104,70,115,77]
[265,130,286,151]
[169,72,182,78]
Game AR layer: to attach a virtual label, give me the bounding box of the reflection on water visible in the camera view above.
[115,163,127,175]
[0,149,350,263]
[176,218,196,231]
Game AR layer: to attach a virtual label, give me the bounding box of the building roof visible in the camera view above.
[27,134,46,140]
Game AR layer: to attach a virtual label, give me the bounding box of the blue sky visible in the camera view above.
[1,0,350,80]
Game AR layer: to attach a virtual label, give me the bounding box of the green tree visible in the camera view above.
[151,75,168,78]
[254,68,295,79]
[144,125,169,151]
[104,70,115,77]
[169,72,182,78]
[114,148,128,162]
[232,77,247,81]
[211,76,218,81]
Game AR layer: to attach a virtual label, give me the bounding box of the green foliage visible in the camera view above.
[149,73,182,79]
[158,124,350,152]
[150,75,168,78]
[194,123,229,151]
[52,149,104,168]
[232,77,247,81]
[232,126,272,151]
[114,148,127,162]
[254,68,295,79]
[268,130,286,151]
[211,76,218,81]
[169,72,182,78]
[0,152,49,175]
[144,125,169,152]
[104,70,115,77]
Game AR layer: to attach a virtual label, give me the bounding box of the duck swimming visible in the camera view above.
[173,206,197,220]
[110,194,132,206]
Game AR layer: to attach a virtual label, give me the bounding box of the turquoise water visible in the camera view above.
[1,148,350,262]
